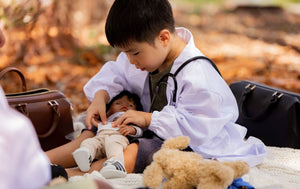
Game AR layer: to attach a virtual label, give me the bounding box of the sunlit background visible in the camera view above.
[0,0,300,115]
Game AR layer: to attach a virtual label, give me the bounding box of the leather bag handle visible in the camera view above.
[0,67,27,91]
[0,67,61,138]
[38,100,61,138]
[240,83,284,120]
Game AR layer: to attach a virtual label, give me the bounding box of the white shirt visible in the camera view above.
[0,87,51,189]
[84,27,266,167]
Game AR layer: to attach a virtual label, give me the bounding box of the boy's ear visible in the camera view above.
[158,29,170,46]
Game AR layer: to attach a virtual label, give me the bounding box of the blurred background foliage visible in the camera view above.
[0,0,300,115]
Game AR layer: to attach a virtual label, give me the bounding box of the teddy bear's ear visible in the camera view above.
[143,162,164,188]
[162,136,190,149]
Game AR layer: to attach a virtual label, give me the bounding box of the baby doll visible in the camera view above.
[72,91,143,178]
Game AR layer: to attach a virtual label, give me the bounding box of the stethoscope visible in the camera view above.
[148,56,221,112]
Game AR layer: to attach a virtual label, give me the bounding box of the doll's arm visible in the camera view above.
[127,126,143,137]
[118,125,142,137]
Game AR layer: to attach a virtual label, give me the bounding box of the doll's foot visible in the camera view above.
[100,158,127,179]
[72,147,92,172]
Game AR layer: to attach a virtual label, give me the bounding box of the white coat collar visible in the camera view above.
[171,27,205,74]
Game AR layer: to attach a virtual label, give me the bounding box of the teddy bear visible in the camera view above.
[143,136,250,189]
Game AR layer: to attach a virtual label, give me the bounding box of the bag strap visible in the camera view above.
[38,100,61,138]
[170,56,221,102]
[174,56,222,77]
[0,67,27,91]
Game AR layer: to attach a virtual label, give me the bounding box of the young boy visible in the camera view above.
[47,0,266,176]
[72,91,143,178]
[83,0,266,174]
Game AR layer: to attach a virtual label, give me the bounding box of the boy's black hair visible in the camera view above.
[105,0,175,48]
[106,90,143,111]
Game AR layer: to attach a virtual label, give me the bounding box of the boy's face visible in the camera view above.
[107,95,137,116]
[118,31,170,73]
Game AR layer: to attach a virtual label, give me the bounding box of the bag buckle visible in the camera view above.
[272,91,283,98]
[244,84,256,94]
[15,103,28,116]
[48,100,60,116]
[271,91,284,103]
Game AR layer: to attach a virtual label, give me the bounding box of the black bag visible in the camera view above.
[230,80,300,148]
[0,67,74,151]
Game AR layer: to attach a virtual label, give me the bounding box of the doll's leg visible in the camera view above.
[100,135,129,178]
[72,134,107,172]
[73,136,102,172]
[104,134,129,163]
[80,134,106,160]
[46,130,95,168]
[66,142,138,177]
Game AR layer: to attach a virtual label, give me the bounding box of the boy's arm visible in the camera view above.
[83,52,147,128]
[112,110,152,128]
[86,90,109,129]
[83,53,134,102]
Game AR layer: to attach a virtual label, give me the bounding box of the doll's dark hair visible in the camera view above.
[106,90,143,111]
[105,0,175,48]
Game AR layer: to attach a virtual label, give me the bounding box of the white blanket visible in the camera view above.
[69,146,300,189]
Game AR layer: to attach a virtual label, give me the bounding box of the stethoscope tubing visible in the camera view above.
[148,56,221,111]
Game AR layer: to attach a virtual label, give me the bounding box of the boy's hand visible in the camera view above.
[112,110,152,128]
[119,125,136,136]
[86,90,109,129]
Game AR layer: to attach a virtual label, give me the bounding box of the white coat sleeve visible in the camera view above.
[84,53,148,103]
[0,88,51,189]
[84,53,129,102]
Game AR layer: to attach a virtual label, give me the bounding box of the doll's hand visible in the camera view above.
[119,125,136,136]
[112,110,152,128]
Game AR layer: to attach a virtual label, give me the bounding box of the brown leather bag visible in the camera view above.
[0,67,74,151]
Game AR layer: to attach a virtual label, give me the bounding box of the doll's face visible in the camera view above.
[106,95,136,116]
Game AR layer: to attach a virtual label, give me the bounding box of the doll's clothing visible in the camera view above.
[80,129,129,164]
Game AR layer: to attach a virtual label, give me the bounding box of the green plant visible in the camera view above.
[0,0,43,28]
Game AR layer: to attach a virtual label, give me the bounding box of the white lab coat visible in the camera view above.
[84,27,266,167]
[0,87,51,189]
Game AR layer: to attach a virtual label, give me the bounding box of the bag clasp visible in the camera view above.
[15,103,28,116]
[244,84,256,94]
[271,91,284,103]
[48,100,60,117]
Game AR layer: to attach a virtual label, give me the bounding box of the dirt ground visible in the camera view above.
[1,4,300,115]
[174,4,300,87]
